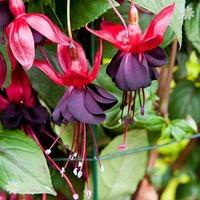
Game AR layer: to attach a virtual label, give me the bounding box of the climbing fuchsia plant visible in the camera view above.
[0,0,193,199]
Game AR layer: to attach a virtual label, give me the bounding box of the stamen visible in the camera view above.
[27,126,78,199]
[138,89,145,115]
[88,125,103,169]
[73,193,79,200]
[77,171,83,179]
[100,165,105,172]
[73,168,78,176]
[86,190,92,200]
[61,167,65,177]
[45,149,51,155]
[131,91,137,118]
[44,125,66,155]
[120,92,128,120]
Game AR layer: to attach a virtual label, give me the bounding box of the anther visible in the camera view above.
[60,167,65,177]
[86,190,92,199]
[100,165,105,172]
[78,161,83,167]
[77,171,83,178]
[73,193,79,200]
[118,144,126,151]
[73,168,78,176]
[45,149,51,155]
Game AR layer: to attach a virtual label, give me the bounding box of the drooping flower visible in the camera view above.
[0,65,78,198]
[5,0,69,69]
[86,2,175,150]
[34,39,117,199]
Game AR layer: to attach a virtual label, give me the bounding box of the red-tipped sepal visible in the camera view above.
[34,60,65,86]
[23,14,69,45]
[139,3,175,52]
[88,39,102,83]
[6,19,35,69]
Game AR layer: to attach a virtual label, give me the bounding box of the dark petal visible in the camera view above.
[144,46,167,67]
[61,104,76,122]
[106,51,125,78]
[88,84,116,101]
[52,107,63,126]
[84,89,104,115]
[52,88,74,125]
[88,87,116,104]
[149,67,159,80]
[67,88,106,124]
[31,29,45,44]
[23,106,49,125]
[115,53,151,91]
[115,54,130,91]
[1,104,22,129]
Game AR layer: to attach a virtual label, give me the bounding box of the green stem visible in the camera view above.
[91,22,98,200]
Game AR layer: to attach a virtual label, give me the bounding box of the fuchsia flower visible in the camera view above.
[86,3,175,92]
[34,39,117,199]
[86,2,175,150]
[5,0,68,69]
[0,66,47,129]
[0,65,78,198]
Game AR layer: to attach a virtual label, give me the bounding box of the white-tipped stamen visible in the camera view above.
[61,167,65,177]
[100,165,105,172]
[78,161,83,167]
[45,149,51,155]
[86,190,92,199]
[73,193,79,200]
[77,171,83,178]
[73,168,78,176]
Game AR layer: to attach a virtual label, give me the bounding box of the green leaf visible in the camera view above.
[0,42,11,88]
[71,0,119,30]
[169,81,200,124]
[28,67,65,109]
[135,0,185,47]
[184,3,200,53]
[96,129,148,200]
[0,129,55,195]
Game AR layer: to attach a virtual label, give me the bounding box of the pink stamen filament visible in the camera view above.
[27,126,78,198]
[42,194,47,200]
[88,125,103,168]
[42,129,63,145]
[47,126,66,151]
